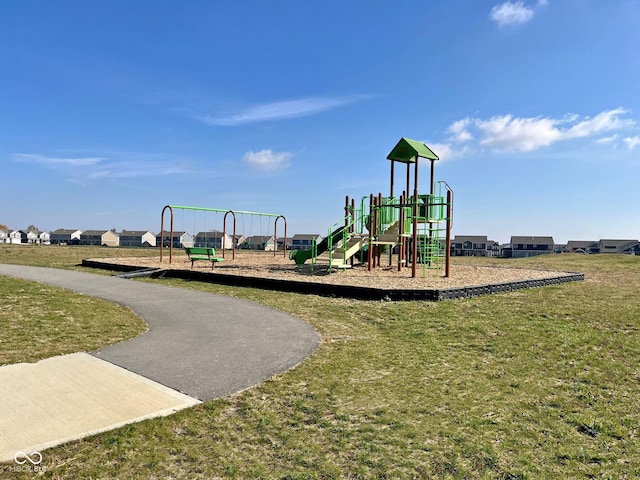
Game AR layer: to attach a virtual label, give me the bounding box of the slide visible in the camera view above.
[289,226,346,266]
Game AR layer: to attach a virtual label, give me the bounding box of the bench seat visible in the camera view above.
[184,247,224,270]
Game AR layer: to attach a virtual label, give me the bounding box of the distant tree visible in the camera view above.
[0,223,8,231]
[26,225,39,233]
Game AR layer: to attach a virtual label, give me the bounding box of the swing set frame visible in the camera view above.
[160,204,287,264]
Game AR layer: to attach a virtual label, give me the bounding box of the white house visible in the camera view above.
[27,230,40,244]
[50,229,82,245]
[194,230,233,250]
[9,230,28,244]
[38,231,51,244]
[242,235,277,251]
[79,230,120,247]
[156,231,194,248]
[120,230,156,247]
[0,229,8,243]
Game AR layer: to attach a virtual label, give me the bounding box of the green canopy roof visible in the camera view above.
[386,137,439,163]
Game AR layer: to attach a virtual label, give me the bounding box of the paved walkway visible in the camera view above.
[0,265,319,462]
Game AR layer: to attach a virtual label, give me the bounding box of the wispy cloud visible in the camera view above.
[431,107,636,158]
[197,95,369,126]
[243,149,292,172]
[13,153,105,167]
[489,1,546,27]
[13,152,190,183]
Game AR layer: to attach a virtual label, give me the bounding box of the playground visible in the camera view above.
[94,250,577,291]
[91,138,583,298]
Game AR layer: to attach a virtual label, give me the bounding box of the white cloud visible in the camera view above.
[424,142,472,162]
[443,108,635,153]
[623,136,640,150]
[476,115,561,151]
[565,108,634,139]
[447,118,473,142]
[426,143,454,161]
[243,149,292,171]
[596,134,619,144]
[490,1,535,27]
[13,153,105,167]
[200,95,369,126]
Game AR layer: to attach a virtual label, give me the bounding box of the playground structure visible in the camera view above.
[289,138,453,278]
[160,205,286,264]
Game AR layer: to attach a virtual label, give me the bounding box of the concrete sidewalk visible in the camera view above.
[0,353,200,463]
[0,264,319,462]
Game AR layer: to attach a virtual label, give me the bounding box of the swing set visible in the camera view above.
[160,204,287,264]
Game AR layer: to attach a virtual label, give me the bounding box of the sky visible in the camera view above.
[2,0,639,244]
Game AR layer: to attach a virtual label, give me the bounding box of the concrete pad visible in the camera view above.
[0,353,200,463]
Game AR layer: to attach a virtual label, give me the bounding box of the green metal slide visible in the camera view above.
[289,226,346,266]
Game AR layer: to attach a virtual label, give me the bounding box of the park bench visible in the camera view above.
[184,247,224,270]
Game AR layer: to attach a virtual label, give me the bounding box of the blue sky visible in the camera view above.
[2,0,639,243]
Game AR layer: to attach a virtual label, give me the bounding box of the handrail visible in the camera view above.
[327,215,355,269]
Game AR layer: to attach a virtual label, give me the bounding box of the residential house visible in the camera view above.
[597,239,639,254]
[9,230,28,244]
[233,234,247,249]
[277,237,292,251]
[502,236,555,258]
[120,230,156,247]
[0,228,8,243]
[38,231,51,244]
[50,229,82,245]
[618,241,640,255]
[554,244,567,254]
[487,240,500,257]
[79,230,120,247]
[450,235,492,256]
[26,230,41,244]
[193,230,233,249]
[156,231,194,249]
[566,240,597,254]
[242,235,276,251]
[291,234,322,251]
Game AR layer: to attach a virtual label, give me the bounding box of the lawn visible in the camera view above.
[1,246,639,478]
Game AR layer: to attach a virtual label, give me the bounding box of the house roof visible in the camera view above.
[121,230,154,236]
[598,239,639,248]
[81,230,117,236]
[52,229,81,235]
[245,235,274,243]
[567,240,597,249]
[452,235,488,243]
[194,231,228,238]
[292,234,322,240]
[510,236,554,245]
[156,231,189,236]
[386,137,439,163]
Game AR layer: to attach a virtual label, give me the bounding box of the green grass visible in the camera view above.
[0,243,158,270]
[2,247,640,478]
[0,276,147,366]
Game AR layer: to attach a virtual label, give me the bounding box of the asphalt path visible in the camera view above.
[0,264,319,401]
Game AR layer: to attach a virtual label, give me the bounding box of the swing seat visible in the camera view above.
[184,247,224,270]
